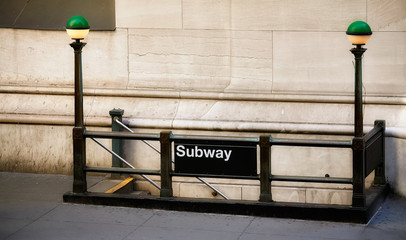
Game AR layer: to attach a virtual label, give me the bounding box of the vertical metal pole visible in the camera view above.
[352,137,365,207]
[259,136,272,202]
[351,45,366,137]
[71,40,86,128]
[374,120,386,185]
[160,131,173,197]
[109,109,124,179]
[73,127,86,193]
[70,40,87,193]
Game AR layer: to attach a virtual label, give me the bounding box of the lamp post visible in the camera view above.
[347,21,372,208]
[346,21,372,137]
[66,16,90,193]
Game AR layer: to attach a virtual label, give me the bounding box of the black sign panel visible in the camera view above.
[174,139,257,176]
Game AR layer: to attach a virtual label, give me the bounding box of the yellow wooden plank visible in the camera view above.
[104,177,134,194]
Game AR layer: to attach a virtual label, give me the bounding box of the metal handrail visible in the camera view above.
[85,131,159,141]
[171,173,352,184]
[271,138,352,148]
[172,134,259,144]
[91,138,161,190]
[115,118,230,200]
[85,166,161,176]
[271,175,352,184]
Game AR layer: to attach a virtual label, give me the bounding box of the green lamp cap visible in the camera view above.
[346,21,372,36]
[66,16,90,29]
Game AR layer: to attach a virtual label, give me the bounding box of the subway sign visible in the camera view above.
[174,139,257,176]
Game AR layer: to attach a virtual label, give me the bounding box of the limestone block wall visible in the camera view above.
[1,0,406,199]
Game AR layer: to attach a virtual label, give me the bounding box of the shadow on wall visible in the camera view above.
[0,0,115,30]
[385,138,406,198]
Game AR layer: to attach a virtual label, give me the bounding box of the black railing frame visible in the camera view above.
[73,110,386,208]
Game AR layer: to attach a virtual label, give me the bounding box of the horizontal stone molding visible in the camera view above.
[1,85,406,105]
[0,114,108,127]
[1,113,406,140]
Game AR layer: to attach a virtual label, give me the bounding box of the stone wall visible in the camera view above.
[0,0,406,200]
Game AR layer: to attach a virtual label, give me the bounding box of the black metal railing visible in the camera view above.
[73,109,386,208]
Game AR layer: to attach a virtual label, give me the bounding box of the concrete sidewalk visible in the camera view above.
[0,172,405,240]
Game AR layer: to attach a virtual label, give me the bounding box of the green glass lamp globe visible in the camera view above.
[66,16,90,40]
[346,21,372,45]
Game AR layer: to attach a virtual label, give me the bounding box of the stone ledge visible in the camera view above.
[2,115,406,139]
[2,85,406,105]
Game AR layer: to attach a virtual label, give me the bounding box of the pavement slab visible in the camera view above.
[0,172,405,240]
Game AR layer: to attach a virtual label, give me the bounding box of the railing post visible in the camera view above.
[259,135,272,202]
[160,131,173,197]
[109,109,124,179]
[352,137,365,207]
[73,127,87,193]
[374,120,386,185]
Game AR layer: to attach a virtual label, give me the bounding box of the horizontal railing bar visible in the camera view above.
[86,130,353,148]
[172,135,259,144]
[85,166,161,176]
[363,126,383,143]
[172,173,352,184]
[85,131,159,141]
[172,172,260,180]
[271,175,353,184]
[271,139,352,148]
